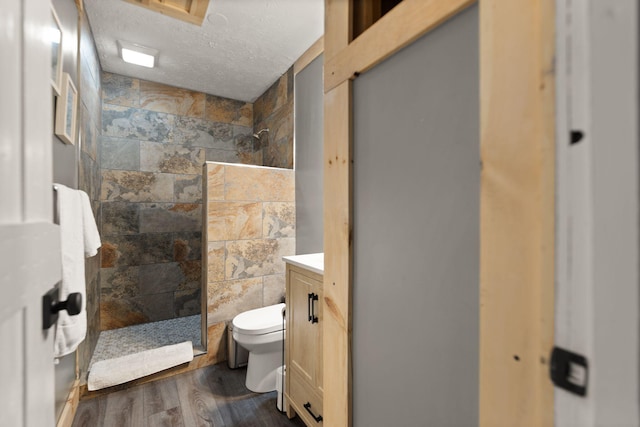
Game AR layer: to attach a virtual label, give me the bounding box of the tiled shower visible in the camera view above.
[98,70,293,333]
[98,72,253,330]
[86,67,295,375]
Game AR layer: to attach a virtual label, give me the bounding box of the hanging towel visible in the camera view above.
[79,191,101,257]
[54,184,101,358]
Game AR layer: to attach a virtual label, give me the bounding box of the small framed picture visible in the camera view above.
[55,72,78,145]
[50,6,63,95]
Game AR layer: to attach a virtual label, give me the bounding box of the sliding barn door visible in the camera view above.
[352,6,479,426]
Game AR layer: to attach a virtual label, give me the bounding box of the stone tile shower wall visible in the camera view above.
[253,67,294,168]
[205,162,295,338]
[99,72,260,330]
[77,10,101,381]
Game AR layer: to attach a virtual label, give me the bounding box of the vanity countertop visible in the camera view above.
[283,253,324,275]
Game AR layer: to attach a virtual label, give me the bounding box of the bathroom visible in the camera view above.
[6,0,560,425]
[42,0,484,425]
[47,0,325,425]
[6,0,640,425]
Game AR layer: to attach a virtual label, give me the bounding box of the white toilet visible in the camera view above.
[232,303,286,393]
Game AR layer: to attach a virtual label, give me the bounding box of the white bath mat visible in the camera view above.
[87,341,194,391]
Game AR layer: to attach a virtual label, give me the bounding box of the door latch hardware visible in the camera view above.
[42,286,83,330]
[550,346,588,396]
[570,130,584,145]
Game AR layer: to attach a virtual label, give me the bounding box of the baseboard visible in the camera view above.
[56,380,80,427]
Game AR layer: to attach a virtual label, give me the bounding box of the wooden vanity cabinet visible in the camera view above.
[285,263,323,426]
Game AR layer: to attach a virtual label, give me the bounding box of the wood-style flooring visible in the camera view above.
[71,363,306,427]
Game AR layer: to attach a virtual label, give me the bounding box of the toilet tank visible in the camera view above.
[227,322,249,369]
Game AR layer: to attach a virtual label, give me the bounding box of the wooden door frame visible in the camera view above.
[322,0,555,426]
[294,36,324,76]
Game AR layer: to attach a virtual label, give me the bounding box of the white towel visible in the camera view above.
[80,191,101,257]
[54,184,102,357]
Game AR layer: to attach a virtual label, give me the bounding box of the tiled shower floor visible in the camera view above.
[89,315,203,371]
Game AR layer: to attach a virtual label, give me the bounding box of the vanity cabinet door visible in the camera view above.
[286,264,324,425]
[289,270,321,384]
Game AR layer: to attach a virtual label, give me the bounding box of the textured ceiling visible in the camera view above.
[84,0,324,102]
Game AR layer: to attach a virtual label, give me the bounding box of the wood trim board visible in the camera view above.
[56,380,80,427]
[323,79,353,427]
[294,36,324,76]
[323,2,352,426]
[479,0,555,425]
[123,0,209,25]
[324,0,352,62]
[324,0,476,93]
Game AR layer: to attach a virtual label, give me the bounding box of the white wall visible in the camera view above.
[555,0,639,424]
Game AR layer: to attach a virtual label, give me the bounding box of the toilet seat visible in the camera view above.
[232,303,285,335]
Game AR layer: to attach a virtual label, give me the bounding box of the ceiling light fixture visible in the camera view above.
[117,40,158,68]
